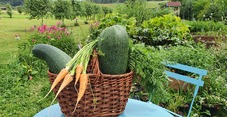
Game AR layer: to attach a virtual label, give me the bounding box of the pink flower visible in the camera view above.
[47,36,51,39]
[30,27,35,31]
[50,26,57,31]
[38,26,46,33]
[42,25,47,30]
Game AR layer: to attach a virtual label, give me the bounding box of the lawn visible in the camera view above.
[0,11,90,64]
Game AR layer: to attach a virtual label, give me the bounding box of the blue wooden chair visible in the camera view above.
[148,62,207,117]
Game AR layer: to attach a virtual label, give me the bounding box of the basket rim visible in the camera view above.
[47,69,133,77]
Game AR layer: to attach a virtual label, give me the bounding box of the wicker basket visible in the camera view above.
[48,52,133,117]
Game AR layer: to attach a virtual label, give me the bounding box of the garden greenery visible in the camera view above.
[17,23,78,80]
[136,14,192,46]
[89,13,137,41]
[186,20,227,33]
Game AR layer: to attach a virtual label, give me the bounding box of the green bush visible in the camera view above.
[161,44,215,70]
[116,0,151,25]
[129,43,169,104]
[136,14,192,46]
[186,20,227,33]
[89,13,137,40]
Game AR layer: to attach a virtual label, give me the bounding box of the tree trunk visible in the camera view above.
[42,18,44,25]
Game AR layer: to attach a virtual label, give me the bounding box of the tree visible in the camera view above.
[24,0,52,25]
[180,0,193,20]
[71,0,82,19]
[198,2,222,21]
[53,0,72,25]
[17,6,23,14]
[82,2,93,22]
[117,0,150,25]
[192,0,209,20]
[92,4,101,20]
[102,6,112,16]
[217,0,227,22]
[6,3,12,18]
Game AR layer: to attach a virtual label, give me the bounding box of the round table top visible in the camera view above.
[34,99,173,117]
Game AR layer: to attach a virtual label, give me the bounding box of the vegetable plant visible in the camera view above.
[89,13,137,41]
[129,43,169,104]
[136,14,192,46]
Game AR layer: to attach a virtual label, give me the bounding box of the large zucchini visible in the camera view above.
[98,25,129,74]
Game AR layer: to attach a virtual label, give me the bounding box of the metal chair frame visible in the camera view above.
[148,63,207,117]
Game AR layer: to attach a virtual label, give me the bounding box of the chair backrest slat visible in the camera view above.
[165,63,207,75]
[165,71,204,86]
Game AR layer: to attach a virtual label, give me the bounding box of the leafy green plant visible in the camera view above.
[136,14,192,46]
[116,0,151,25]
[17,6,23,14]
[129,42,169,104]
[160,44,215,70]
[186,20,227,33]
[6,3,13,18]
[88,13,137,40]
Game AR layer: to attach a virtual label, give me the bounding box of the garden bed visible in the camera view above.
[193,35,217,47]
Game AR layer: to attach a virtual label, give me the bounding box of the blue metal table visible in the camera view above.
[34,99,173,117]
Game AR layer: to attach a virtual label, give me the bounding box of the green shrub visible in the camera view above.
[89,13,137,40]
[186,20,227,33]
[136,14,192,46]
[116,0,150,25]
[129,43,169,104]
[161,44,215,70]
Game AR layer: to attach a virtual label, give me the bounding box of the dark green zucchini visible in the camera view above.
[32,44,71,74]
[98,25,129,74]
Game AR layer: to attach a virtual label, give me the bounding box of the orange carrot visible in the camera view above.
[50,74,73,105]
[73,74,88,113]
[75,64,83,86]
[38,68,68,102]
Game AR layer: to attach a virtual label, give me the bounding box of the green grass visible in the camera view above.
[0,11,90,64]
[147,1,168,8]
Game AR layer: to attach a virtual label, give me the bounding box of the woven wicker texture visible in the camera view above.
[48,53,133,117]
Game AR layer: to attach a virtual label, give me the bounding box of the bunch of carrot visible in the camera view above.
[38,39,98,112]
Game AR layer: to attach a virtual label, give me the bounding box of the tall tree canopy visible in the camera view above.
[24,0,52,25]
[53,0,73,25]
